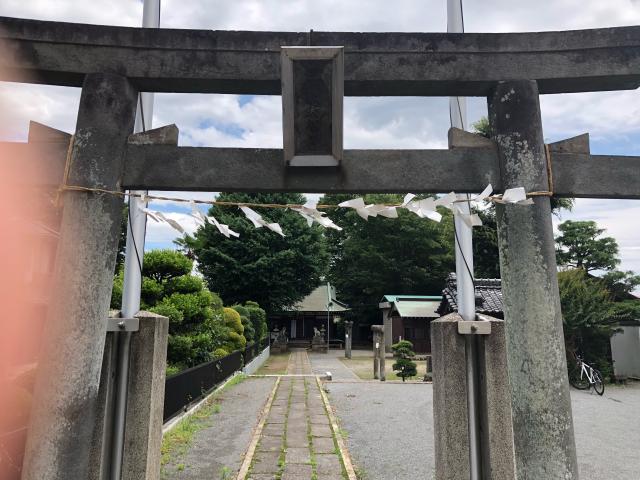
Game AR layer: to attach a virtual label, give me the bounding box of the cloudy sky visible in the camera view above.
[1,0,639,281]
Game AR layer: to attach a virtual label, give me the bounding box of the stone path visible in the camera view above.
[245,350,347,479]
[308,350,361,381]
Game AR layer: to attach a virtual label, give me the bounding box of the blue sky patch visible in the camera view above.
[197,118,246,138]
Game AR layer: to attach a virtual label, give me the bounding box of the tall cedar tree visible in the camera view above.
[322,193,455,327]
[184,193,328,314]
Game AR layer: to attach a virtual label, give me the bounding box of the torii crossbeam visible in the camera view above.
[1,16,639,480]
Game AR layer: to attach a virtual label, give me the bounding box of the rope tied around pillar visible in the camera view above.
[525,143,554,198]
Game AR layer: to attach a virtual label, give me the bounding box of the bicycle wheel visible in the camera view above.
[569,367,590,390]
[592,369,605,396]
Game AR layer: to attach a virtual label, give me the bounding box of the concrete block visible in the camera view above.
[477,317,516,480]
[432,314,516,480]
[121,311,169,480]
[431,314,469,480]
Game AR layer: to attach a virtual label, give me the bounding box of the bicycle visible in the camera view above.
[569,354,604,396]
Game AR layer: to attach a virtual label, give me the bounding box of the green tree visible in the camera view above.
[111,249,232,369]
[322,193,455,329]
[391,340,418,382]
[558,269,617,378]
[184,193,328,313]
[556,220,620,272]
[601,270,640,301]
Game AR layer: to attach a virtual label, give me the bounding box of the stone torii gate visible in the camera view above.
[1,16,639,479]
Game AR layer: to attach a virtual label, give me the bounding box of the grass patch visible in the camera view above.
[338,356,428,381]
[256,352,291,375]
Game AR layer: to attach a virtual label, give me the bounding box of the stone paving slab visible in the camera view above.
[282,463,313,477]
[240,350,348,479]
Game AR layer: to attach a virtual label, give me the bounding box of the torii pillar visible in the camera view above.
[488,80,578,479]
[22,73,138,479]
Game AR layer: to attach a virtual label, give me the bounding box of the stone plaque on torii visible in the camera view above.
[1,16,639,480]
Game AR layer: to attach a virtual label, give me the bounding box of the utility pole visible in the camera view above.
[109,1,160,479]
[447,1,481,478]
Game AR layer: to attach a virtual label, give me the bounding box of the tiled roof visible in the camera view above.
[392,299,441,319]
[439,273,503,316]
[381,294,442,303]
[289,285,349,313]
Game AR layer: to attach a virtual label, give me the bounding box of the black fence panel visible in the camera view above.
[163,349,242,422]
[243,342,257,365]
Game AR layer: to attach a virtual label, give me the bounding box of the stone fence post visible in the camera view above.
[345,320,353,359]
[371,325,385,381]
[89,311,168,480]
[431,313,515,479]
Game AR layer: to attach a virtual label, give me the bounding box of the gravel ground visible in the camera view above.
[162,376,276,480]
[326,381,640,480]
[327,382,434,480]
[309,349,361,381]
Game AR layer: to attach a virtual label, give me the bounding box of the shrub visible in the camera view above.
[245,301,268,341]
[141,277,164,306]
[167,335,193,365]
[190,333,215,364]
[111,270,124,310]
[111,248,244,368]
[166,364,183,377]
[167,291,214,325]
[213,348,229,359]
[392,340,417,382]
[165,275,205,295]
[558,269,617,379]
[227,331,247,350]
[232,305,255,342]
[150,301,184,325]
[223,307,244,335]
[143,249,193,282]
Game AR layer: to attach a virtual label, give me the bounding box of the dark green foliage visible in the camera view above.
[112,248,244,370]
[322,193,455,329]
[213,348,229,359]
[149,301,184,325]
[143,249,193,283]
[391,340,418,382]
[184,192,328,313]
[558,269,617,379]
[223,307,244,335]
[111,270,124,310]
[115,205,128,272]
[165,275,205,295]
[232,304,255,342]
[601,270,640,301]
[245,301,268,341]
[141,277,164,307]
[556,220,620,272]
[470,207,500,278]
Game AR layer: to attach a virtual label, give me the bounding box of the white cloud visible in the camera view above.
[144,211,199,246]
